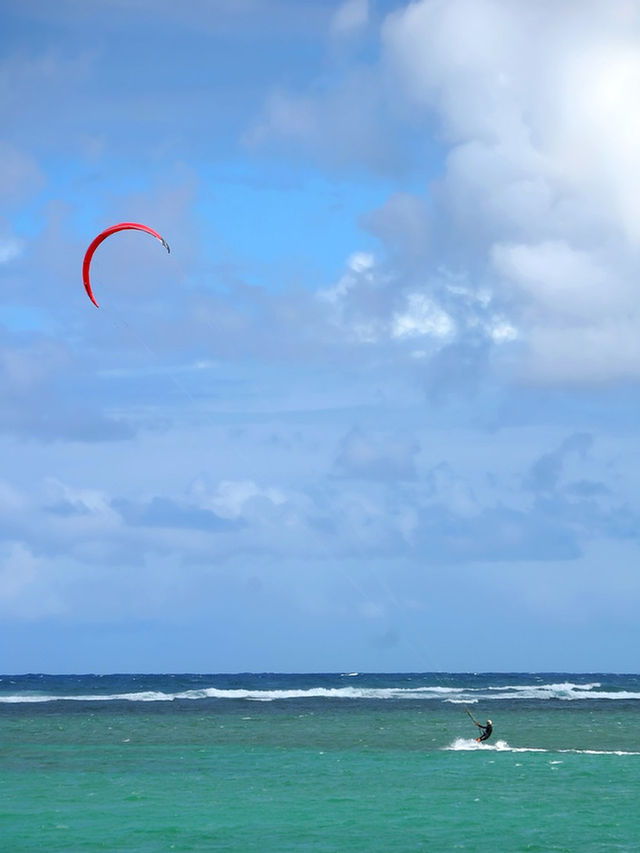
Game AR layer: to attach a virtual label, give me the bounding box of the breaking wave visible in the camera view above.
[1,678,640,705]
[0,685,463,704]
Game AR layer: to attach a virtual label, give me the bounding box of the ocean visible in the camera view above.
[1,672,639,852]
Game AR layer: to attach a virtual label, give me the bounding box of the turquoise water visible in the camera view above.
[2,674,639,851]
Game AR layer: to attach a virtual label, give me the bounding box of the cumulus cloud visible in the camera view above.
[318,251,377,306]
[391,292,455,341]
[315,249,516,379]
[248,0,640,384]
[192,479,288,521]
[0,418,638,626]
[380,0,640,382]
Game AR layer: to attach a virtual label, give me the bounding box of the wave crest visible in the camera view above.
[2,679,639,705]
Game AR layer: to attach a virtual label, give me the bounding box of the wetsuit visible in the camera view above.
[475,721,493,742]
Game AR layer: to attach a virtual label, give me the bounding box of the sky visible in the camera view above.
[2,0,640,673]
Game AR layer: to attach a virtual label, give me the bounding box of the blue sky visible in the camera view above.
[2,0,640,673]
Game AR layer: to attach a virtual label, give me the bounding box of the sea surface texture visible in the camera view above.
[1,672,639,851]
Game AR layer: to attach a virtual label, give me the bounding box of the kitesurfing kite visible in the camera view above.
[82,222,171,308]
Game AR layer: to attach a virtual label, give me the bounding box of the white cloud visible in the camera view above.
[382,0,525,133]
[193,479,287,520]
[491,240,639,378]
[546,40,640,245]
[525,321,640,384]
[42,478,119,521]
[316,252,389,344]
[487,319,517,344]
[391,292,455,340]
[491,241,622,323]
[380,0,640,382]
[243,0,640,382]
[318,251,376,305]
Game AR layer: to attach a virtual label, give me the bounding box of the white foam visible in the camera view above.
[0,690,174,703]
[1,679,638,705]
[0,685,466,704]
[445,738,546,753]
[487,681,601,693]
[181,685,465,702]
[444,739,640,755]
[450,682,640,702]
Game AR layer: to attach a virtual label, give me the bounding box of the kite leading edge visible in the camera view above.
[82,222,171,308]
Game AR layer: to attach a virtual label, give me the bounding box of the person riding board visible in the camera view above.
[474,719,493,742]
[465,707,493,742]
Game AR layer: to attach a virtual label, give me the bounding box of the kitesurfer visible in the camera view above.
[474,719,493,742]
[465,706,493,742]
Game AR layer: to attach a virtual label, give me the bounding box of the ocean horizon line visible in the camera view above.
[1,669,639,677]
